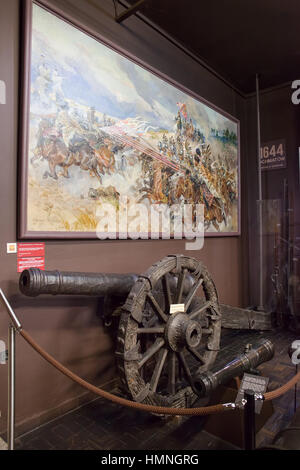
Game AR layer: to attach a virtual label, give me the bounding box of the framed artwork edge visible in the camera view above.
[18,0,241,240]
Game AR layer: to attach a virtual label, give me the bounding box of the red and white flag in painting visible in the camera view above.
[176,102,187,119]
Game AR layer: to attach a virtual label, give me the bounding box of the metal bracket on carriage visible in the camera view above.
[207,313,221,322]
[167,254,203,277]
[122,278,150,323]
[122,343,142,362]
[138,275,153,290]
[207,344,221,352]
[167,254,185,273]
[207,329,221,351]
[133,384,151,403]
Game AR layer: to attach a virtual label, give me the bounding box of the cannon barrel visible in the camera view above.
[19,268,138,298]
[19,268,196,299]
[194,339,274,397]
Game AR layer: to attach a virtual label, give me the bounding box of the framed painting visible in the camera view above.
[19,0,240,239]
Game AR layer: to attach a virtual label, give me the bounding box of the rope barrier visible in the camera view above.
[264,370,300,401]
[19,329,300,416]
[20,329,230,416]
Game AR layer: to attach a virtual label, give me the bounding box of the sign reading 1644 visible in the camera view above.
[260,139,286,171]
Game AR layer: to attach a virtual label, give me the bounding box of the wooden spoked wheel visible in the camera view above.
[116,255,221,408]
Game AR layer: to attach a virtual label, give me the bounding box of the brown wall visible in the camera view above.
[0,0,248,435]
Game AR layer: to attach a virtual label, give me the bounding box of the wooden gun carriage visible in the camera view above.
[19,254,274,408]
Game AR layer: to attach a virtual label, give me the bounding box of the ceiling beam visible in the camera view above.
[115,0,148,23]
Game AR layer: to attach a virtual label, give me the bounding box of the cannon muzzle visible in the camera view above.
[19,268,138,298]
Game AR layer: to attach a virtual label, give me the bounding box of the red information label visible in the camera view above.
[17,257,45,273]
[18,243,45,258]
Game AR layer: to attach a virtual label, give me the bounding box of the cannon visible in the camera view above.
[194,339,274,397]
[19,254,274,408]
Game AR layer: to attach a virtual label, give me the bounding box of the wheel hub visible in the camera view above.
[165,312,202,352]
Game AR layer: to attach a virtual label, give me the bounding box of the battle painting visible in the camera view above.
[22,4,240,237]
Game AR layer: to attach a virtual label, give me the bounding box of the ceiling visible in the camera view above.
[122,0,300,94]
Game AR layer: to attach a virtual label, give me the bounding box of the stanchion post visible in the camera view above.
[0,289,21,451]
[8,324,16,450]
[256,73,264,312]
[244,389,256,450]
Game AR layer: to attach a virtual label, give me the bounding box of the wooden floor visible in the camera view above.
[12,327,300,450]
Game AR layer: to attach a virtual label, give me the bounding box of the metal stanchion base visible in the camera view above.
[204,381,274,448]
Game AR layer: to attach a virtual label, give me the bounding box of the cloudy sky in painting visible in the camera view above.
[30,4,237,136]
